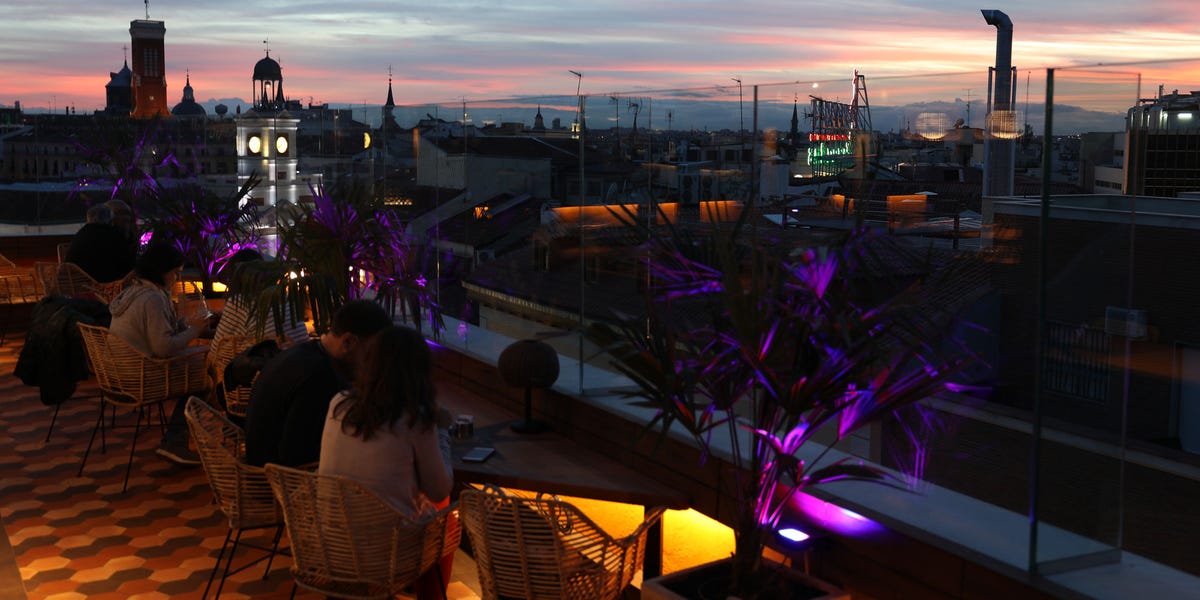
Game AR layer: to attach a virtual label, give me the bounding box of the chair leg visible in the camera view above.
[121,407,145,493]
[78,399,107,477]
[288,583,297,600]
[45,402,62,442]
[263,524,284,578]
[101,403,116,453]
[436,559,449,600]
[202,529,233,600]
[214,529,244,599]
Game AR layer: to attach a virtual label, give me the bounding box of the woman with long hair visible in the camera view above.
[318,325,455,599]
[319,325,452,513]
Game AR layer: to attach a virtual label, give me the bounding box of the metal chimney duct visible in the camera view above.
[982,9,1015,197]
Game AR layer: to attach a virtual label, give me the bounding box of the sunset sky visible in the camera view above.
[2,1,1199,127]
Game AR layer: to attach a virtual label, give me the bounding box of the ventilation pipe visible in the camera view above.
[982,9,1015,197]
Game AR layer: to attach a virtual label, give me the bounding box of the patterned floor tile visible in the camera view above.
[1,332,484,599]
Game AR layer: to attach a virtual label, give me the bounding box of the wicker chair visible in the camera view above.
[458,486,667,600]
[38,261,131,304]
[184,397,285,599]
[206,334,261,418]
[264,463,461,600]
[76,322,209,492]
[0,253,42,346]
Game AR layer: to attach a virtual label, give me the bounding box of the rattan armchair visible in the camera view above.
[184,397,285,599]
[0,253,41,346]
[264,463,461,600]
[76,322,209,492]
[206,334,260,418]
[458,486,667,600]
[37,261,131,304]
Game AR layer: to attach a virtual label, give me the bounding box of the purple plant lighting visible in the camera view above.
[777,527,811,544]
[791,492,883,536]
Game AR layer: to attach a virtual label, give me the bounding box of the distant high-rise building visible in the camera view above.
[533,105,545,132]
[1126,89,1200,197]
[129,18,170,119]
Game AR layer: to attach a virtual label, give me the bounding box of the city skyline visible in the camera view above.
[2,2,1199,125]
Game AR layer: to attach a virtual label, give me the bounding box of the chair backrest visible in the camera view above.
[76,322,125,396]
[184,397,280,530]
[76,322,209,406]
[207,334,262,418]
[33,261,60,297]
[265,463,460,599]
[49,262,130,304]
[0,259,41,305]
[458,487,657,600]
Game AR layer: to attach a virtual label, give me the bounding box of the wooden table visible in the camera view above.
[439,382,689,578]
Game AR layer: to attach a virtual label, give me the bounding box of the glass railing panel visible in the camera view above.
[394,63,1200,591]
[1028,59,1200,579]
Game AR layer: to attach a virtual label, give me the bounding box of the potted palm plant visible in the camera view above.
[587,203,981,599]
[141,176,263,295]
[229,181,442,336]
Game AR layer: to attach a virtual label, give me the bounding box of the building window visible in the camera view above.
[1043,320,1110,403]
[143,48,160,77]
[533,241,550,272]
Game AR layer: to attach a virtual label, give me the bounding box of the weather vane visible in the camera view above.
[144,0,150,19]
[263,38,270,56]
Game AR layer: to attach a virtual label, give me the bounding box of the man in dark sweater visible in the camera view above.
[64,204,136,283]
[244,300,392,467]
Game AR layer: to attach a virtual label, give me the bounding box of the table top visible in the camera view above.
[439,382,690,510]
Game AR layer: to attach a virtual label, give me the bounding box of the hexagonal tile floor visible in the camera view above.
[0,339,481,599]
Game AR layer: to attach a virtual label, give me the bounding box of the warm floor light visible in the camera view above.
[505,489,734,575]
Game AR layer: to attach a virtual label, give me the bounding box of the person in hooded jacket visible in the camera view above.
[108,242,216,465]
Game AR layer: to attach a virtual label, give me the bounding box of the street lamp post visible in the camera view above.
[732,77,744,172]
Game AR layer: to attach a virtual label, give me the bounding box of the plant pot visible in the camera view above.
[641,557,847,600]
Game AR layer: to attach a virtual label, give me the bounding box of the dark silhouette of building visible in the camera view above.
[105,59,133,116]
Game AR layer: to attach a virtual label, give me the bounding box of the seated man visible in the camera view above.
[64,203,136,283]
[244,299,392,467]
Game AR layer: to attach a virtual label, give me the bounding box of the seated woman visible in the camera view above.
[108,242,216,465]
[318,325,455,599]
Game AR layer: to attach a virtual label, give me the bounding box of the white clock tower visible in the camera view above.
[236,49,300,251]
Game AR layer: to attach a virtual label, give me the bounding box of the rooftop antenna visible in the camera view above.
[965,88,972,127]
[144,0,150,19]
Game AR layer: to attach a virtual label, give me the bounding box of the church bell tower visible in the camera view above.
[129,3,169,119]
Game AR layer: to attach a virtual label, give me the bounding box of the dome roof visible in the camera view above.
[254,54,282,81]
[172,100,207,117]
[171,74,207,118]
[107,61,132,88]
